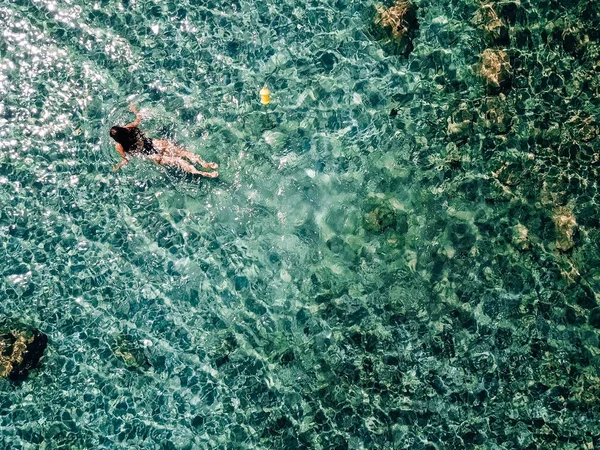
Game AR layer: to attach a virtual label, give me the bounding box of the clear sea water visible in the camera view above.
[1,0,600,448]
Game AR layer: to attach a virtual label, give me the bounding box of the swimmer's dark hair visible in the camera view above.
[110,126,135,147]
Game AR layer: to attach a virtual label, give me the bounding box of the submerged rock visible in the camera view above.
[495,160,522,187]
[0,322,48,380]
[511,223,530,251]
[447,103,474,143]
[480,94,513,134]
[542,21,589,57]
[364,199,409,234]
[479,49,512,92]
[472,3,509,46]
[566,113,597,143]
[112,334,151,370]
[447,119,472,142]
[562,27,589,57]
[374,1,419,57]
[553,206,577,252]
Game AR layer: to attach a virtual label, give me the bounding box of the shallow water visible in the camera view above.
[1,0,600,448]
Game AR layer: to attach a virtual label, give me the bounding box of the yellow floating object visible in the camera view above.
[260,86,271,105]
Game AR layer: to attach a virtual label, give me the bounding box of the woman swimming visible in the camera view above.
[110,104,219,178]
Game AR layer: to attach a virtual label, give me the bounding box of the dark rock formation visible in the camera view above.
[373,1,419,57]
[0,322,48,380]
[590,308,600,329]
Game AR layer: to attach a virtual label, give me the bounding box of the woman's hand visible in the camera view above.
[128,103,139,114]
[113,159,129,171]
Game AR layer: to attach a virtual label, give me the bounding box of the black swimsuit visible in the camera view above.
[124,127,159,156]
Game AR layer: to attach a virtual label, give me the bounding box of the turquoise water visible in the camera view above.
[1,0,600,448]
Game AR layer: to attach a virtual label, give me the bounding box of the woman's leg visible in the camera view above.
[153,140,218,169]
[181,151,219,170]
[148,154,218,178]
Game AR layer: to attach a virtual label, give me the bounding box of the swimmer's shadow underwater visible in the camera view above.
[109,104,219,179]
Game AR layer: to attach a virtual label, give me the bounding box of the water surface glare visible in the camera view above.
[1,0,600,448]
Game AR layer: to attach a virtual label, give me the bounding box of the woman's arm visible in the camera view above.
[112,143,129,171]
[125,103,142,128]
